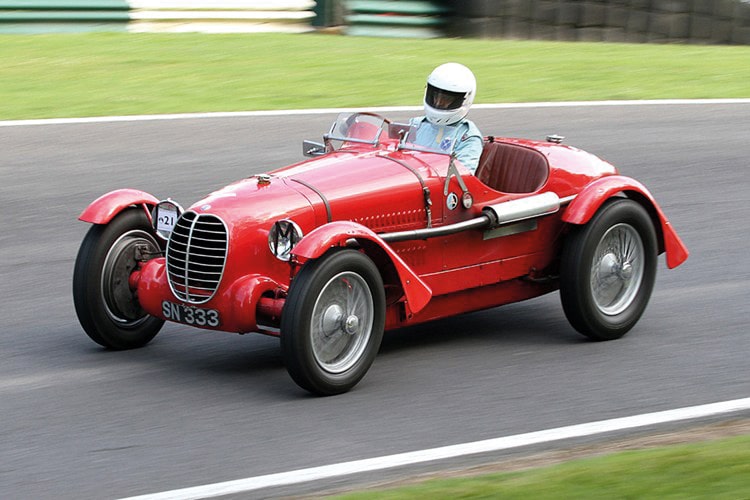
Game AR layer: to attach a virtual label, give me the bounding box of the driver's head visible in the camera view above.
[423,63,476,126]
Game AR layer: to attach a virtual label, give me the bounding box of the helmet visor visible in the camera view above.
[425,84,466,111]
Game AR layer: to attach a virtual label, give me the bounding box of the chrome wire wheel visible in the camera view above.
[311,271,374,374]
[590,223,645,316]
[559,198,657,341]
[101,229,159,327]
[281,249,385,395]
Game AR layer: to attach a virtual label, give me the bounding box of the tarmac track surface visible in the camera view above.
[1,103,748,499]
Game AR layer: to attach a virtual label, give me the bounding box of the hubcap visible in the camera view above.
[310,272,373,374]
[590,223,644,316]
[344,315,360,335]
[321,304,345,334]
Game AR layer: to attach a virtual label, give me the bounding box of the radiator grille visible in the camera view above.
[166,211,228,304]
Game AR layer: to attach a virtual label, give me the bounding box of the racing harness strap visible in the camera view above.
[443,155,470,198]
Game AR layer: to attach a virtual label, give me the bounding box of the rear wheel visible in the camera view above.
[560,198,657,341]
[281,249,385,395]
[73,208,164,349]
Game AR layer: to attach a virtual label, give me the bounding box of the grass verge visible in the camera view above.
[332,433,750,499]
[1,32,750,119]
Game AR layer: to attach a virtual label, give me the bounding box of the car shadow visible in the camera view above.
[48,295,584,400]
[379,296,584,356]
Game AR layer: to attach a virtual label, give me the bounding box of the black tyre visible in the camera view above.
[281,249,386,396]
[73,208,164,349]
[560,198,657,341]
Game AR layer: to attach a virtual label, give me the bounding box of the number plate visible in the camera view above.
[162,301,220,327]
[156,206,178,234]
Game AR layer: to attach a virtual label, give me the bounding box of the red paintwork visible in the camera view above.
[80,115,688,336]
[79,188,158,224]
[562,175,688,269]
[292,221,433,316]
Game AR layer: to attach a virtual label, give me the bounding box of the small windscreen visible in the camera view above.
[425,84,466,111]
[326,113,386,145]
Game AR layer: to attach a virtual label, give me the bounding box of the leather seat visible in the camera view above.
[475,141,549,193]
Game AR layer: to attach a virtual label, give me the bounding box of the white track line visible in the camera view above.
[2,99,749,128]
[120,397,750,500]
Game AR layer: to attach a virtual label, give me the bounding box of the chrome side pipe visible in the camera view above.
[380,192,566,243]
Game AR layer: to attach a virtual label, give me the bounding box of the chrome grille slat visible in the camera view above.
[172,285,215,292]
[166,211,228,304]
[180,246,225,254]
[172,269,222,278]
[170,261,224,269]
[189,236,224,240]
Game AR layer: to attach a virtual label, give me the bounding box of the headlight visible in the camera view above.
[152,199,183,240]
[268,219,303,261]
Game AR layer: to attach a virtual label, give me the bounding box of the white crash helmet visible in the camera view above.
[423,62,477,126]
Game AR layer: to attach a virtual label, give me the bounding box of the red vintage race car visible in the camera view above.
[74,112,688,395]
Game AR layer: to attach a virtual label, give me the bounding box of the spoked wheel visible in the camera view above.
[281,249,385,396]
[560,198,657,341]
[73,208,165,349]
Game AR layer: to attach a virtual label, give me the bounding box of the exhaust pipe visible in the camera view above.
[381,192,562,243]
[482,192,560,226]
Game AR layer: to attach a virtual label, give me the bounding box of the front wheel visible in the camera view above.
[560,198,657,341]
[280,249,386,396]
[73,208,165,350]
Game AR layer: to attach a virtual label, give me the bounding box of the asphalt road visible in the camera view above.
[1,103,748,499]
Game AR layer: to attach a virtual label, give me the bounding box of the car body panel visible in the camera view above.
[562,175,689,269]
[79,188,158,224]
[291,220,434,316]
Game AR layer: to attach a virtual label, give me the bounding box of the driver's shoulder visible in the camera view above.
[455,119,482,143]
[462,119,482,138]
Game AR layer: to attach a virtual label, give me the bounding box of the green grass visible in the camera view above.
[1,32,750,119]
[334,434,750,499]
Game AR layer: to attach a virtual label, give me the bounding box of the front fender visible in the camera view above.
[563,176,688,269]
[79,188,159,224]
[292,221,433,315]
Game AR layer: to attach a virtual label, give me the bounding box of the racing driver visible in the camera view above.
[410,62,484,173]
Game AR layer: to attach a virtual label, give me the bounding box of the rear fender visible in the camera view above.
[562,176,688,268]
[291,221,433,316]
[79,188,159,225]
